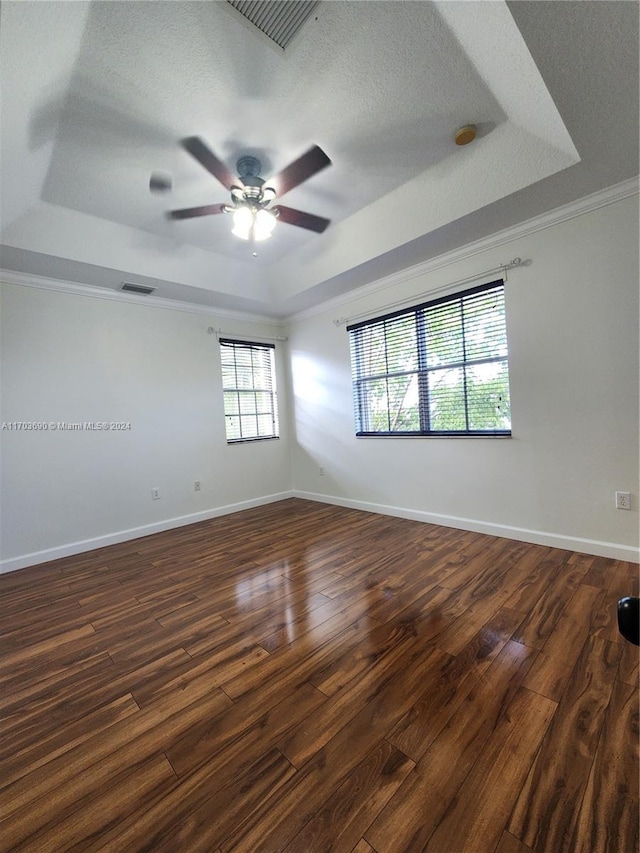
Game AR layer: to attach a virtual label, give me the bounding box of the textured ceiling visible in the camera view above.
[0,0,638,319]
[42,0,507,252]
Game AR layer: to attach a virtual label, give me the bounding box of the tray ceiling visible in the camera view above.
[0,1,637,318]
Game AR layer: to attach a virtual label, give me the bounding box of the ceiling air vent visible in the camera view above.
[227,0,319,50]
[121,282,156,295]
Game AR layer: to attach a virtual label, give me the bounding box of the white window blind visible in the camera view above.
[220,339,279,442]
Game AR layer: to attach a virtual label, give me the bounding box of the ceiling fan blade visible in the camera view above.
[168,203,226,220]
[266,145,331,197]
[181,137,240,191]
[276,205,330,233]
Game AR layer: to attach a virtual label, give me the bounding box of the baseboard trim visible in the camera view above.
[0,491,295,574]
[294,491,640,563]
[3,489,637,573]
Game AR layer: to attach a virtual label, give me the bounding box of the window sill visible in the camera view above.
[226,436,280,445]
[355,432,512,439]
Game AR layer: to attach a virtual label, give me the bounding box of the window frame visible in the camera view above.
[219,338,280,444]
[347,280,512,438]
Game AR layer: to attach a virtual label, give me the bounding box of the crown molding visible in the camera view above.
[0,269,287,329]
[2,177,637,329]
[287,175,639,324]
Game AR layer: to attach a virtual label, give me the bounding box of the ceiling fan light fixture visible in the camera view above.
[231,204,277,241]
[169,137,331,236]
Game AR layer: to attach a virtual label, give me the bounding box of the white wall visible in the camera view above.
[1,193,638,571]
[0,286,293,570]
[288,193,640,560]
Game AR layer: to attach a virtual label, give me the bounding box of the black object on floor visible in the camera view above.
[617,596,639,646]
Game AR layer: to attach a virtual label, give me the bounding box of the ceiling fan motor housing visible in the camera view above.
[236,155,261,177]
[235,157,267,202]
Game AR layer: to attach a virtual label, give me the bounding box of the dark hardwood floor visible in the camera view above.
[0,498,637,852]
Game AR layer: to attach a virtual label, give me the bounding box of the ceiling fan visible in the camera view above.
[166,137,331,242]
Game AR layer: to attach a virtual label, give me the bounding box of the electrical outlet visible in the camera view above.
[319,466,325,476]
[194,480,201,492]
[615,491,631,510]
[151,487,160,500]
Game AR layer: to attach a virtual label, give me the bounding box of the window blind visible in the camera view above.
[347,281,511,436]
[220,338,279,442]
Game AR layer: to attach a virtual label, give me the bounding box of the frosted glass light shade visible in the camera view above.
[254,209,277,241]
[232,206,253,240]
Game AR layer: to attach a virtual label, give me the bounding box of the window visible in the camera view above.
[348,280,511,436]
[220,338,279,442]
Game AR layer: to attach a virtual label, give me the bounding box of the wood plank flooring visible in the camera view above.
[0,498,638,852]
